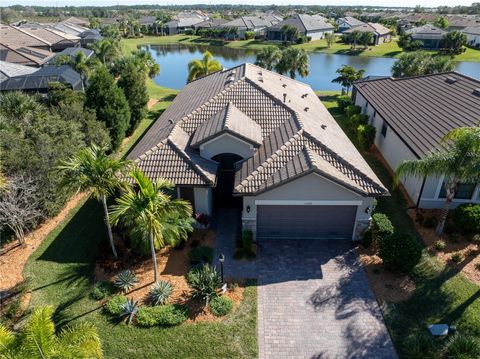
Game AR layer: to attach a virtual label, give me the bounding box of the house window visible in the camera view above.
[438,182,476,200]
[381,122,388,137]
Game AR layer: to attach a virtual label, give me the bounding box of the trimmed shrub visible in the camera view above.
[91,280,116,300]
[105,295,128,316]
[149,281,173,305]
[244,31,255,40]
[371,213,394,242]
[434,240,446,251]
[451,252,463,263]
[453,203,480,233]
[188,245,214,265]
[379,233,422,273]
[361,228,373,248]
[336,95,352,111]
[357,124,376,150]
[444,333,480,359]
[114,270,138,293]
[345,104,361,120]
[350,113,369,127]
[209,296,233,317]
[422,217,438,229]
[184,29,195,35]
[187,264,221,305]
[136,305,188,327]
[295,36,309,44]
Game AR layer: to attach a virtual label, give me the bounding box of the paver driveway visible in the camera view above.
[257,240,397,359]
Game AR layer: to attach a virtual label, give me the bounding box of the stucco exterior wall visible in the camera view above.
[193,187,213,215]
[465,33,480,47]
[307,29,334,40]
[240,173,375,240]
[199,133,255,160]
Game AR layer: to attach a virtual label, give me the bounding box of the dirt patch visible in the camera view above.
[147,98,159,109]
[0,193,87,291]
[94,229,244,322]
[409,208,480,285]
[358,246,416,303]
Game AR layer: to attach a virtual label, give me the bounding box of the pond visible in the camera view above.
[143,44,480,91]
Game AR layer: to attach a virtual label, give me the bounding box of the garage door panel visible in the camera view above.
[257,205,356,240]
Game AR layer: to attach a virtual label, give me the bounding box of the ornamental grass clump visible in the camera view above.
[114,270,138,293]
[187,264,221,305]
[149,280,173,305]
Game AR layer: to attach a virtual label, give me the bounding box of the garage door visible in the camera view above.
[256,205,357,240]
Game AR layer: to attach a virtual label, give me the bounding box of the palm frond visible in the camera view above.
[56,322,102,359]
[23,306,55,358]
[0,325,16,353]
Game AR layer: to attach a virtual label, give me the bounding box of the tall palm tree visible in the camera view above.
[132,50,160,78]
[109,169,194,283]
[255,47,282,71]
[54,52,96,89]
[350,30,361,49]
[57,145,129,258]
[0,306,102,358]
[396,127,480,235]
[187,51,222,82]
[90,39,120,64]
[331,65,365,94]
[275,48,310,79]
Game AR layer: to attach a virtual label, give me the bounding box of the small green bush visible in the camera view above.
[345,104,361,120]
[434,240,446,251]
[379,233,422,273]
[357,124,376,150]
[444,333,480,359]
[209,296,233,317]
[188,245,214,265]
[422,217,438,229]
[187,264,221,305]
[361,228,373,248]
[451,252,463,263]
[149,281,173,305]
[244,31,255,40]
[371,213,394,242]
[402,331,436,359]
[453,204,480,233]
[350,113,369,127]
[136,305,188,327]
[336,95,352,111]
[91,281,116,300]
[105,295,128,316]
[184,29,195,35]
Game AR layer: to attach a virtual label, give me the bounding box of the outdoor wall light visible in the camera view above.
[246,205,251,213]
[365,206,371,214]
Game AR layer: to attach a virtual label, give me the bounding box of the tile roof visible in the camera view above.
[344,22,390,35]
[267,14,334,33]
[19,26,80,46]
[0,25,51,48]
[191,102,263,147]
[129,64,387,195]
[353,72,480,158]
[407,25,447,39]
[337,16,365,27]
[0,43,54,66]
[221,16,279,30]
[462,26,480,35]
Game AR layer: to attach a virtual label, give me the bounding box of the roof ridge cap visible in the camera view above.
[14,26,52,46]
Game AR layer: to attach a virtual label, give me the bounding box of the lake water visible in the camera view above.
[144,44,480,91]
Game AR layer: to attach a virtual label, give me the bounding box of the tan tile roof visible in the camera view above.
[0,25,51,48]
[129,63,387,195]
[344,22,390,35]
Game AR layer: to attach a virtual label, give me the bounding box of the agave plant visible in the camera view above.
[187,264,221,305]
[149,280,173,306]
[121,298,139,325]
[114,270,138,293]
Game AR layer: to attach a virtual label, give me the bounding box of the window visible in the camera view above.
[439,182,476,200]
[381,121,388,137]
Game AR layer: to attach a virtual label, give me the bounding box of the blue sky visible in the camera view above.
[0,1,475,7]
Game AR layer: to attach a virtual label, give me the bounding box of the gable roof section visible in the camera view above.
[267,14,333,33]
[462,26,480,35]
[338,16,365,27]
[0,43,54,66]
[0,60,37,81]
[191,102,262,147]
[344,22,390,35]
[353,72,480,158]
[0,25,51,48]
[407,25,447,39]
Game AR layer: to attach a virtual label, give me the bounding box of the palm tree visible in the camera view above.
[54,51,96,89]
[109,169,194,283]
[187,51,222,82]
[331,65,365,94]
[350,30,361,49]
[281,24,299,43]
[57,145,129,258]
[275,48,309,79]
[90,38,120,64]
[0,306,102,358]
[132,50,160,78]
[396,127,480,235]
[255,47,282,71]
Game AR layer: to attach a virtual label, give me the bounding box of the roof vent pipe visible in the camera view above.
[283,93,287,102]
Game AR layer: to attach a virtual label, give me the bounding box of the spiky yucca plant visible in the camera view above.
[187,264,221,305]
[149,280,173,306]
[121,299,139,325]
[114,270,138,293]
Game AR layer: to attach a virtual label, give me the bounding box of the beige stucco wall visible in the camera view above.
[199,133,255,160]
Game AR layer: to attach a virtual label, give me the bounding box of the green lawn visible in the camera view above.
[320,93,480,358]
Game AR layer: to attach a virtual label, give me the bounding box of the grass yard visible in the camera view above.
[320,92,480,358]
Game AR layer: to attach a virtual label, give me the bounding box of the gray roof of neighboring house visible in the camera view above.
[0,60,37,82]
[462,26,480,35]
[138,16,157,25]
[48,47,93,64]
[0,65,82,92]
[447,16,480,28]
[16,26,80,46]
[406,25,447,39]
[344,22,390,35]
[166,17,205,28]
[268,14,334,33]
[191,102,263,147]
[337,16,365,27]
[62,16,89,26]
[54,22,89,36]
[221,16,279,30]
[194,18,228,28]
[353,72,480,158]
[128,63,387,196]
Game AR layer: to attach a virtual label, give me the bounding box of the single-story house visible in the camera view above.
[165,17,205,35]
[193,18,228,31]
[0,43,54,67]
[127,63,388,241]
[406,25,447,49]
[0,25,51,51]
[343,23,391,45]
[16,25,81,51]
[353,72,480,209]
[48,47,94,64]
[138,16,157,27]
[219,16,281,39]
[62,16,90,27]
[462,26,480,48]
[53,22,89,36]
[266,14,334,41]
[446,15,480,31]
[78,29,103,46]
[335,16,365,33]
[0,60,37,83]
[0,64,83,92]
[397,13,437,31]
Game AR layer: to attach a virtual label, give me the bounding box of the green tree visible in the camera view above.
[391,51,454,78]
[442,31,467,55]
[90,38,120,64]
[86,66,130,150]
[281,24,300,43]
[57,145,129,258]
[325,32,336,48]
[132,49,160,78]
[109,169,194,283]
[54,51,98,89]
[187,51,222,82]
[359,31,373,49]
[254,47,282,71]
[117,59,149,135]
[349,30,361,49]
[89,17,101,29]
[434,15,449,29]
[331,65,365,94]
[396,127,480,235]
[275,48,309,79]
[0,306,102,358]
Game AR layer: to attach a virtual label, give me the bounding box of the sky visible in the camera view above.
[0,0,475,8]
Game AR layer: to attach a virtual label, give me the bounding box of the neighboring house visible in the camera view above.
[165,17,205,35]
[0,43,54,67]
[335,16,365,32]
[220,16,281,39]
[79,29,103,46]
[62,16,90,27]
[127,64,388,241]
[0,64,83,92]
[397,13,438,30]
[0,60,37,82]
[266,14,334,41]
[446,15,480,31]
[138,16,157,27]
[0,25,51,51]
[18,26,81,51]
[462,26,480,48]
[406,25,447,49]
[53,22,89,36]
[353,72,480,209]
[193,18,228,31]
[48,47,94,64]
[343,23,391,45]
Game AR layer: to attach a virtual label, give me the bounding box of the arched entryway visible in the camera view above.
[212,153,243,209]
